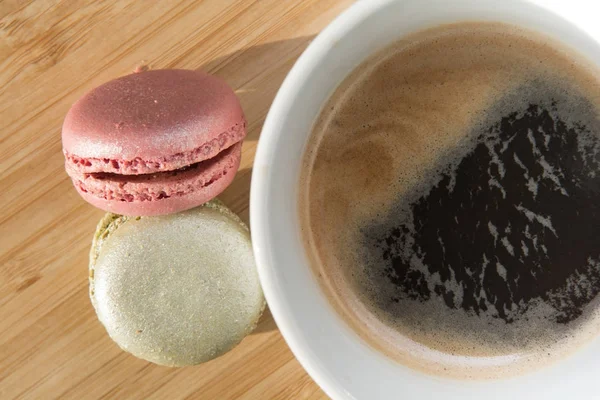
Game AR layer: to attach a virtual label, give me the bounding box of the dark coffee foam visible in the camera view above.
[300,22,600,378]
[359,85,600,357]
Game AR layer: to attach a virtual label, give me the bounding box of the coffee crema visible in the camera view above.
[299,22,600,379]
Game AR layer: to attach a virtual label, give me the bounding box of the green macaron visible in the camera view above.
[89,199,265,367]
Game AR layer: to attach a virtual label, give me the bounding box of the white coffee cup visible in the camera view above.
[250,0,600,398]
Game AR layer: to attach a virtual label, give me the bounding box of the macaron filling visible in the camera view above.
[69,142,242,202]
[64,120,246,175]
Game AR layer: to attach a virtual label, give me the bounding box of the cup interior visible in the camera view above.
[251,0,600,398]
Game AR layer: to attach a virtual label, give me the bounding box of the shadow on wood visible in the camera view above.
[198,36,316,335]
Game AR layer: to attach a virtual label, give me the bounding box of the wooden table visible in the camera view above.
[0,1,354,398]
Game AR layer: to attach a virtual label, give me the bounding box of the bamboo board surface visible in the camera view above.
[0,1,355,398]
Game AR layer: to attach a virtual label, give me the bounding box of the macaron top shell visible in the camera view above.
[63,69,245,174]
[89,200,265,366]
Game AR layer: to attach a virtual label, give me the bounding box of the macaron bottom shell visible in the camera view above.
[75,143,242,216]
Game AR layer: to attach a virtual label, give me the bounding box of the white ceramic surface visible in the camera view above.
[250,1,600,399]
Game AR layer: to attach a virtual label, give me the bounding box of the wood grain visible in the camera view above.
[0,1,353,398]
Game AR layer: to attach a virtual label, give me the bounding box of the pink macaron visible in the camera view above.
[62,69,245,216]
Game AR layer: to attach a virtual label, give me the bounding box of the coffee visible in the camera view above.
[299,22,600,379]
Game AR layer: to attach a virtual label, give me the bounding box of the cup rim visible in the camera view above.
[251,2,381,398]
[250,0,600,398]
